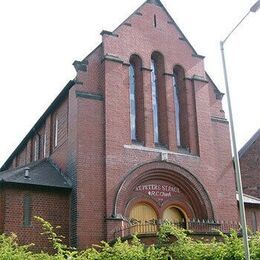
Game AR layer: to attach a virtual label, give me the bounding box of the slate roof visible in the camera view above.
[239,129,260,158]
[0,158,72,189]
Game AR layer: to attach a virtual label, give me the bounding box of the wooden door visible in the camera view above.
[129,203,157,233]
[163,206,185,226]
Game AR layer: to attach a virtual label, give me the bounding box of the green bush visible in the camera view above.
[0,218,260,259]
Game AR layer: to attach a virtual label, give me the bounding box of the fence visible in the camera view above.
[114,220,240,239]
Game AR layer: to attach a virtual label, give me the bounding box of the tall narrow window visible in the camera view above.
[151,52,167,146]
[129,55,144,143]
[23,194,31,227]
[173,65,189,150]
[34,138,39,161]
[43,131,47,157]
[54,116,59,147]
[129,64,137,141]
[151,58,159,144]
[153,15,157,27]
[252,211,257,233]
[173,72,181,147]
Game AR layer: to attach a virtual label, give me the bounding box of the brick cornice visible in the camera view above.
[75,91,104,101]
[185,76,208,84]
[141,67,152,72]
[211,116,229,124]
[102,54,123,64]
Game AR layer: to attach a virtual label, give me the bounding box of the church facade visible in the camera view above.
[0,0,245,250]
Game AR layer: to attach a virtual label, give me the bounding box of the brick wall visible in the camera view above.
[100,1,238,234]
[0,191,4,233]
[67,45,106,248]
[240,135,260,198]
[3,187,70,252]
[244,204,260,232]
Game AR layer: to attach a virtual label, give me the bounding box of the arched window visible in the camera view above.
[173,71,181,147]
[151,52,167,146]
[173,65,189,150]
[129,55,144,143]
[151,58,159,144]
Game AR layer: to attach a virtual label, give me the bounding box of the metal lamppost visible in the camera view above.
[220,1,260,259]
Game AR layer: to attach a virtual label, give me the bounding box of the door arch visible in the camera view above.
[129,203,157,233]
[163,206,186,228]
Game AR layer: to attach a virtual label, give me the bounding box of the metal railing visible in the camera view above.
[114,220,240,239]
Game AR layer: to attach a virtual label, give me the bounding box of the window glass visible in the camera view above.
[43,131,47,157]
[54,116,59,147]
[173,73,181,147]
[129,64,137,141]
[23,194,31,227]
[34,137,39,161]
[151,59,159,144]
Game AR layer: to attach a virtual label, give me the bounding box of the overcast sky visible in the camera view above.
[0,0,259,166]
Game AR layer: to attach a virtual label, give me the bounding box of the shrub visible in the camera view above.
[0,218,260,259]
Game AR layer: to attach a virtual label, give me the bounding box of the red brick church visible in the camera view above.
[0,0,259,250]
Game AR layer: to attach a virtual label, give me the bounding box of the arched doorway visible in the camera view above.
[129,203,157,233]
[163,206,186,228]
[114,162,215,220]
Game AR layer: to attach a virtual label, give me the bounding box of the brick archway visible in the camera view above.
[113,161,215,220]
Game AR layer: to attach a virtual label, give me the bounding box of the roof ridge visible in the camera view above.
[111,0,199,57]
[146,0,163,7]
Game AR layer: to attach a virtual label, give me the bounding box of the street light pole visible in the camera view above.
[220,1,260,260]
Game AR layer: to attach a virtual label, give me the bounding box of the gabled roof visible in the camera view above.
[236,193,260,205]
[1,0,224,171]
[112,0,199,56]
[112,0,224,98]
[0,158,72,189]
[239,129,260,158]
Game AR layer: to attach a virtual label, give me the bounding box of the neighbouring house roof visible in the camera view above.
[236,193,260,205]
[239,129,260,158]
[0,158,72,190]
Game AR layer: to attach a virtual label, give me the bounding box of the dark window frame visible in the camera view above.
[23,194,32,227]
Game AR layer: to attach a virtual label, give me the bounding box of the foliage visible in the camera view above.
[0,218,260,259]
[34,216,78,259]
[0,233,34,260]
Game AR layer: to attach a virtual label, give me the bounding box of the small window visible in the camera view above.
[23,194,31,227]
[54,116,59,147]
[34,137,39,161]
[252,211,257,233]
[43,131,47,157]
[153,15,157,27]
